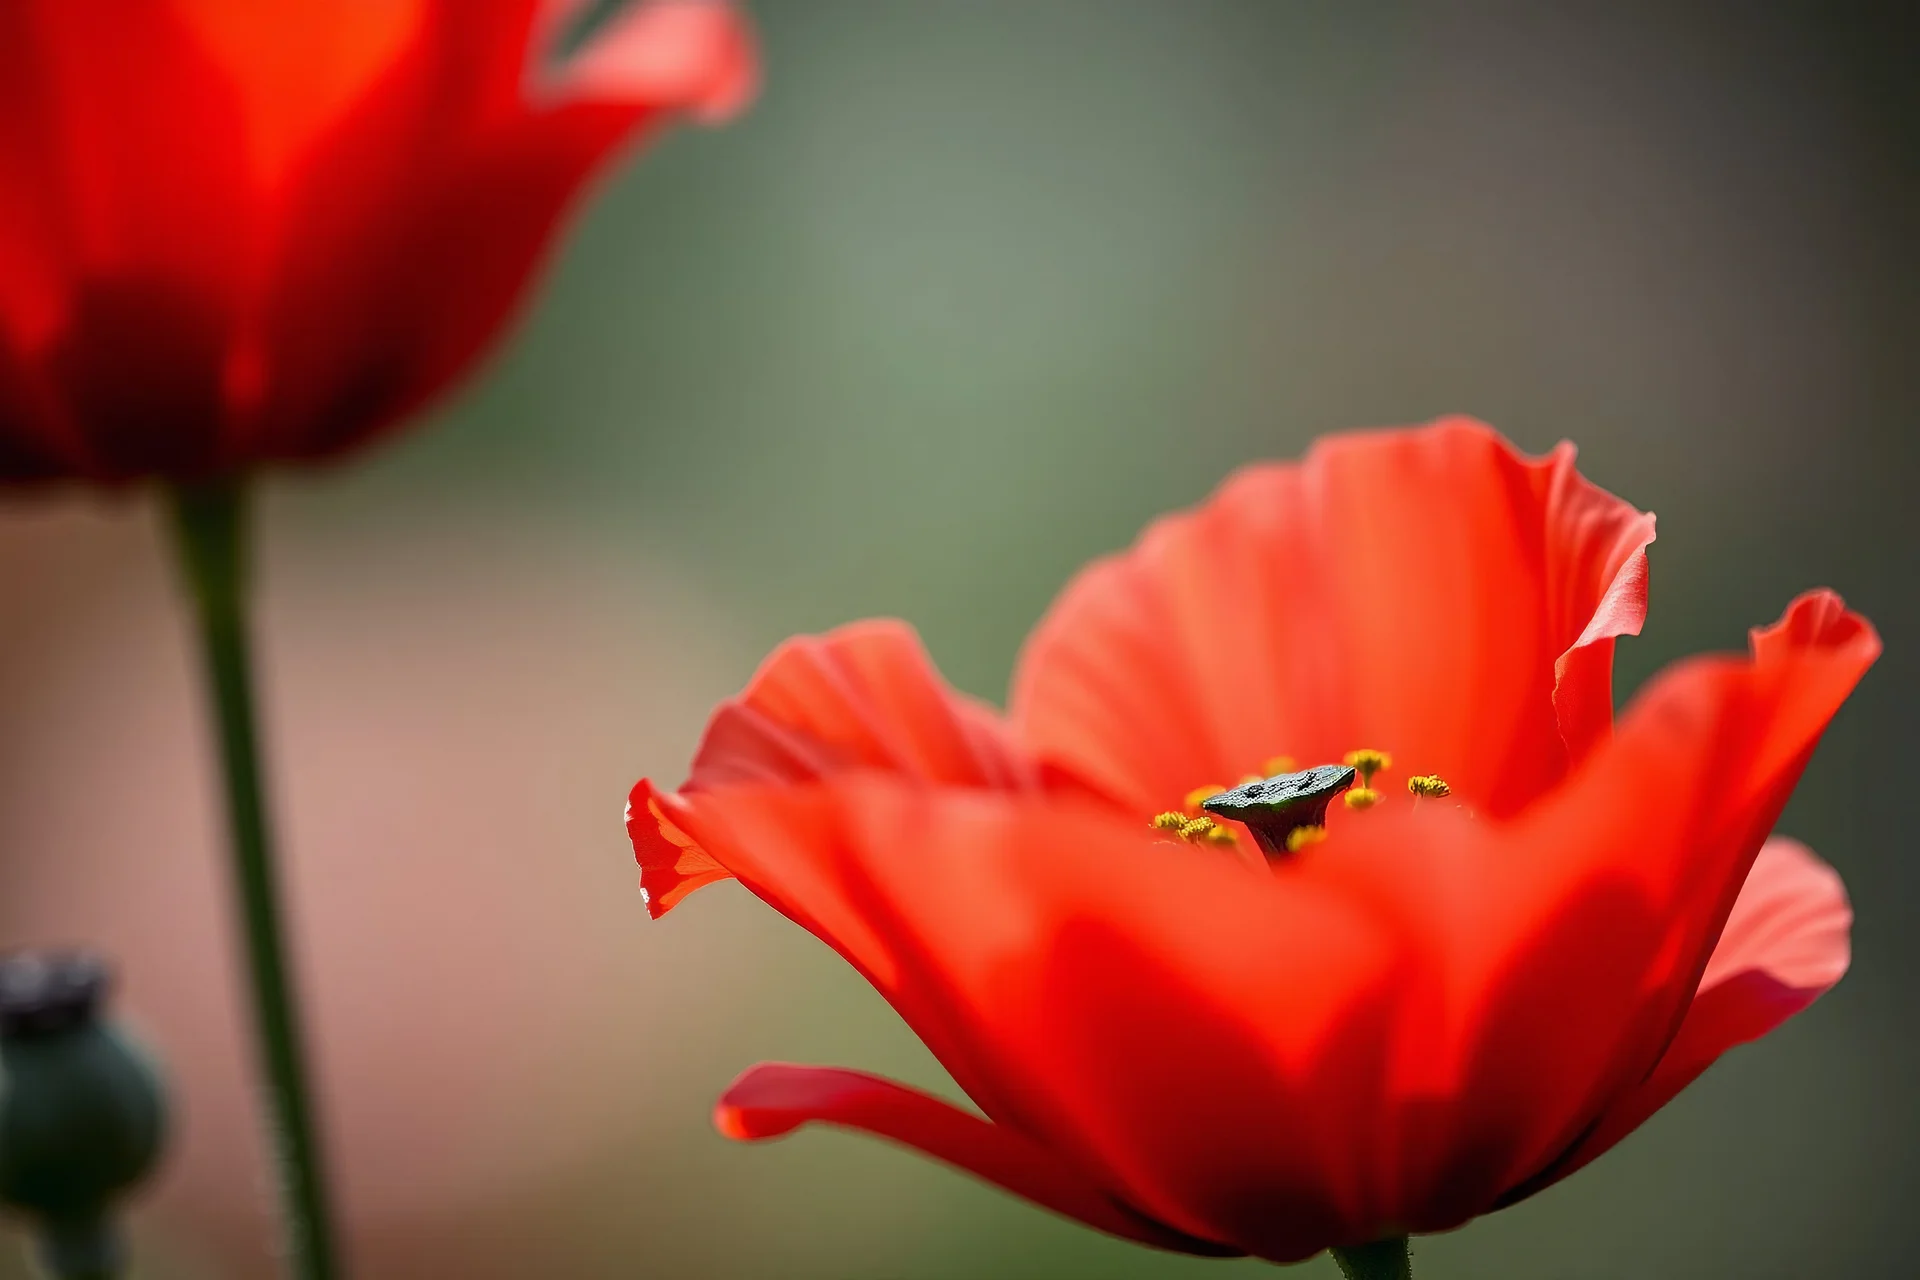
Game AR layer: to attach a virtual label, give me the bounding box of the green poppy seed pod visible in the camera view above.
[0,951,167,1280]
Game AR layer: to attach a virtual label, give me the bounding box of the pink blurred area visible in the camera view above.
[0,498,778,1277]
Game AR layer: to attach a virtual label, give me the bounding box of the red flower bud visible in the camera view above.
[0,0,755,484]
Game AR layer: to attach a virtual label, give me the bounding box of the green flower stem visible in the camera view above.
[168,479,338,1280]
[1331,1237,1413,1280]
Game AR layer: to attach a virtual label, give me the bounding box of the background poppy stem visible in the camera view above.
[1330,1236,1413,1279]
[169,478,339,1280]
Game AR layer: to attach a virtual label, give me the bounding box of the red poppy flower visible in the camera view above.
[628,418,1877,1264]
[0,0,753,484]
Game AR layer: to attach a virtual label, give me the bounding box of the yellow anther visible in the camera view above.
[1151,811,1191,833]
[1185,785,1227,810]
[1344,787,1380,811]
[1406,774,1452,799]
[1343,749,1392,785]
[1179,816,1219,840]
[1237,773,1264,787]
[1201,824,1238,847]
[1285,825,1328,853]
[1263,756,1296,777]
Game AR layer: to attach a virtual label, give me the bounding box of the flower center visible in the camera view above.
[1147,748,1453,862]
[1201,764,1356,857]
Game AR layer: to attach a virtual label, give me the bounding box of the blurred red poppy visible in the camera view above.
[629,418,1877,1263]
[0,0,753,483]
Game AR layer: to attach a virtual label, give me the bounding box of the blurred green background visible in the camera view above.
[2,1,1915,1276]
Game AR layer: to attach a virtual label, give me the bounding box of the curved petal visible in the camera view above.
[715,1063,1238,1256]
[171,0,426,185]
[0,1,253,298]
[1292,590,1877,1229]
[627,779,732,918]
[686,620,1030,792]
[540,0,757,124]
[248,0,753,463]
[1500,835,1852,1200]
[380,0,752,411]
[628,620,1034,916]
[0,0,256,480]
[668,776,1409,1262]
[1010,418,1656,818]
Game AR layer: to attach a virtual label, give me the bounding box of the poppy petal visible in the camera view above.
[172,0,426,185]
[247,0,752,461]
[626,779,732,919]
[677,777,1407,1261]
[1501,835,1851,1199]
[629,620,1033,915]
[349,0,755,431]
[715,1062,1239,1256]
[0,1,254,295]
[542,0,757,124]
[1011,418,1656,817]
[1292,590,1876,1227]
[0,0,257,477]
[691,620,1032,791]
[657,591,1872,1255]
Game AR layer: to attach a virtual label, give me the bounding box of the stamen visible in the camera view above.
[1201,763,1356,859]
[1179,816,1219,840]
[1343,748,1391,786]
[1151,810,1239,848]
[1285,825,1327,853]
[1185,785,1227,810]
[1407,774,1452,799]
[1343,787,1380,811]
[1262,755,1296,777]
